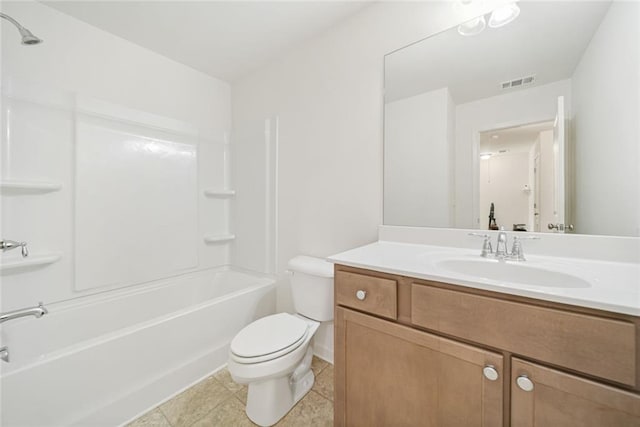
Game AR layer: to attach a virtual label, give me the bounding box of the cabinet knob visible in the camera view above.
[516,375,534,392]
[483,365,499,381]
[355,290,367,301]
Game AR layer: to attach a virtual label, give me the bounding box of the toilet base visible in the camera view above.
[245,346,315,426]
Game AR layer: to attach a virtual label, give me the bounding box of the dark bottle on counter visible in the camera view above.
[489,202,499,230]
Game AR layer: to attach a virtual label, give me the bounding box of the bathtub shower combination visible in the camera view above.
[2,269,275,426]
[0,10,278,425]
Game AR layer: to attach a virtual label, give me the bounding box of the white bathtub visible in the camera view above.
[0,267,276,426]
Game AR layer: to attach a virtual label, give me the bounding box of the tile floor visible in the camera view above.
[127,357,334,427]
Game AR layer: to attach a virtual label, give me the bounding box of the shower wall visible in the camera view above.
[0,0,232,311]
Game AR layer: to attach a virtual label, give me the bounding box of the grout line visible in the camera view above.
[182,378,238,427]
[158,410,173,427]
[131,366,333,427]
[184,393,242,427]
[157,407,173,427]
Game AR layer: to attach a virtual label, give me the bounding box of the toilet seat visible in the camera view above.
[230,313,309,364]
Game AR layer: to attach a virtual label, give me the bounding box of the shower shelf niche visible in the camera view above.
[203,234,236,244]
[1,253,62,273]
[203,189,236,198]
[0,180,62,195]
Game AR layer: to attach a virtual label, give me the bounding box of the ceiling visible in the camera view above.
[385,1,611,104]
[42,1,370,82]
[480,121,554,154]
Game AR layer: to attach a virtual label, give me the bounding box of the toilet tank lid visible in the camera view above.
[288,255,334,278]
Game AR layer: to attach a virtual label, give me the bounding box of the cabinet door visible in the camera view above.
[335,307,503,427]
[512,358,640,426]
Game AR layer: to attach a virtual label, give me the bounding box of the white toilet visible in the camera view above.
[227,255,334,427]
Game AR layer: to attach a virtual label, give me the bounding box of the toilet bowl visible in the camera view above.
[227,256,334,427]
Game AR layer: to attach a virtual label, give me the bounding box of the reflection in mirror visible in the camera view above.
[479,120,555,232]
[383,1,639,237]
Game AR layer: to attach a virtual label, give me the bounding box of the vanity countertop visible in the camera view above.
[328,241,640,316]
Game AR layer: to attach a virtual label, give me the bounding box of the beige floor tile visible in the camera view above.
[190,397,257,427]
[159,377,233,427]
[214,368,244,393]
[276,391,333,427]
[311,356,329,376]
[234,386,248,405]
[126,409,171,427]
[312,364,334,402]
[130,364,335,427]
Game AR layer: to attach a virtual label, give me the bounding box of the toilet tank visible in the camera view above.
[288,256,334,321]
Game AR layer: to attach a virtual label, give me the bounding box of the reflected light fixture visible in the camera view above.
[458,16,486,36]
[457,1,520,36]
[488,3,521,28]
[480,152,492,160]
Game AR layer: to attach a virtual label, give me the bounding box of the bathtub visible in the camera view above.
[0,267,276,426]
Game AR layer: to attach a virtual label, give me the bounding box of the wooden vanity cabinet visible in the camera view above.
[335,307,504,427]
[511,358,640,426]
[334,265,640,427]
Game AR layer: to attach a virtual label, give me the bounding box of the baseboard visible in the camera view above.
[313,343,334,365]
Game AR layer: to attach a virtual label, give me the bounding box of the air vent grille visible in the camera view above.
[501,75,535,90]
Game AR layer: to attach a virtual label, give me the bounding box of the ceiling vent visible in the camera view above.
[501,75,535,90]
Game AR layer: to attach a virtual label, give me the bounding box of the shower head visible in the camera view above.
[18,27,42,45]
[0,12,43,45]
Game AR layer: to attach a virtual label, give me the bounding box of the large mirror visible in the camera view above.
[384,1,639,237]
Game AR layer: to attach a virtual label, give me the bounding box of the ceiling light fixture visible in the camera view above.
[488,3,521,28]
[480,152,492,160]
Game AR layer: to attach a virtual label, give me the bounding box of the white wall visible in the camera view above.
[571,1,639,237]
[455,79,572,229]
[1,1,231,310]
[384,87,453,227]
[231,1,503,361]
[479,153,530,231]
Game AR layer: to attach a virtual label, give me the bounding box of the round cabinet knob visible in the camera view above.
[355,290,367,301]
[516,375,534,392]
[483,365,499,381]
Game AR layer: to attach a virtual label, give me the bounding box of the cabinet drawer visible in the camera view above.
[335,271,397,320]
[411,284,637,387]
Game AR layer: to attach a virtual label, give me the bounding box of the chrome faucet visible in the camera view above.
[0,302,48,324]
[495,227,509,259]
[1,239,29,257]
[468,233,493,257]
[469,229,539,261]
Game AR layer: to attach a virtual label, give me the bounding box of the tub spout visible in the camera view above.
[0,302,48,324]
[1,239,28,257]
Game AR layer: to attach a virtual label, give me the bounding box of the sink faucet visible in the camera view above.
[495,227,509,259]
[468,233,493,257]
[469,229,539,261]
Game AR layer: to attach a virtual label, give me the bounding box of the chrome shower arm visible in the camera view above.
[0,12,23,29]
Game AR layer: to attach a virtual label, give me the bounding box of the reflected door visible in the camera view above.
[552,96,567,232]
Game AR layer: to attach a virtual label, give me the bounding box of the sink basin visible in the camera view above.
[435,259,591,288]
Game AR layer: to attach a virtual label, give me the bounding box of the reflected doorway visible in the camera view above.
[478,120,556,233]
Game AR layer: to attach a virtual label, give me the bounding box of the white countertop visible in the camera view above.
[328,241,640,316]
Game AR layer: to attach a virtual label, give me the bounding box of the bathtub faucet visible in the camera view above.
[1,239,29,257]
[0,302,48,324]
